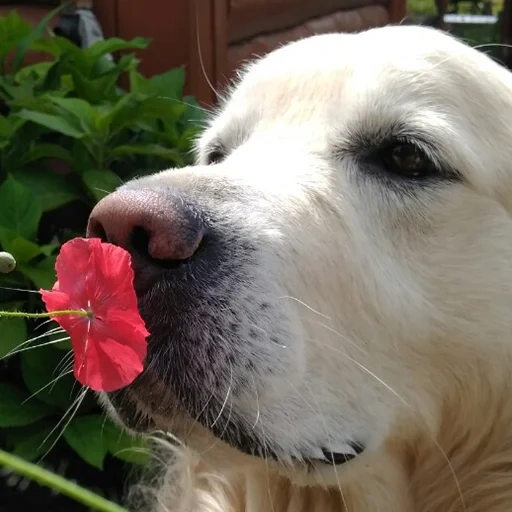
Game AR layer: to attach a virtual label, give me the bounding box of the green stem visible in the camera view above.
[0,449,129,512]
[0,309,88,319]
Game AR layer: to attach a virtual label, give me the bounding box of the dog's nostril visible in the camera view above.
[86,189,206,265]
[88,219,109,244]
[130,226,152,260]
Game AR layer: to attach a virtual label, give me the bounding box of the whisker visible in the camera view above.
[0,286,42,294]
[50,361,74,394]
[35,318,60,331]
[53,351,74,378]
[192,0,222,101]
[5,335,70,357]
[22,369,74,405]
[1,326,65,359]
[278,296,332,320]
[38,387,88,461]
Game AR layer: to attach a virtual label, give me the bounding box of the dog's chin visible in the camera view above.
[104,378,366,474]
[105,377,279,459]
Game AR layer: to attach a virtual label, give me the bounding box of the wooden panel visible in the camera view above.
[92,0,118,39]
[188,0,230,106]
[388,0,407,22]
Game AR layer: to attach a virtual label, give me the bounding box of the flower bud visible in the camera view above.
[0,252,16,273]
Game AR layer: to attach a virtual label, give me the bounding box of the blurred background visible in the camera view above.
[0,1,510,511]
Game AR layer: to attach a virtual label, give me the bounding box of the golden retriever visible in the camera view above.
[87,25,512,512]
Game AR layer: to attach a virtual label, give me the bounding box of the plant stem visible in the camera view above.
[0,309,88,319]
[0,449,129,512]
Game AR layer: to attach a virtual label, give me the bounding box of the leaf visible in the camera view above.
[0,317,27,359]
[8,237,43,264]
[14,61,53,85]
[84,37,150,64]
[63,415,109,470]
[18,255,56,289]
[68,67,119,105]
[0,11,32,66]
[11,4,65,73]
[181,95,205,125]
[0,115,11,138]
[102,421,150,465]
[17,143,74,166]
[47,96,97,135]
[20,343,77,411]
[14,110,85,138]
[15,169,78,212]
[0,175,42,241]
[4,422,56,461]
[136,68,186,100]
[0,383,52,427]
[82,169,122,202]
[107,95,185,135]
[110,144,184,165]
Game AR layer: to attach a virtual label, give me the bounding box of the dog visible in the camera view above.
[87,25,512,511]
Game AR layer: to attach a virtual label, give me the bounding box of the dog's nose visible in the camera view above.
[87,189,205,262]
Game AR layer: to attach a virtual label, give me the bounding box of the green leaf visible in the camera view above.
[47,96,97,135]
[0,115,11,138]
[0,11,32,66]
[14,61,53,85]
[102,421,150,465]
[136,67,185,100]
[14,110,85,138]
[30,34,85,62]
[15,169,78,212]
[4,422,56,461]
[110,144,184,165]
[63,415,109,470]
[68,67,118,105]
[0,383,52,427]
[84,37,150,64]
[0,317,27,359]
[18,255,56,289]
[11,4,65,73]
[20,343,77,411]
[8,237,43,264]
[17,143,74,166]
[0,176,42,241]
[106,95,185,135]
[82,169,122,202]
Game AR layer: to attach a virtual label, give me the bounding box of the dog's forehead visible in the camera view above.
[236,27,473,103]
[222,27,484,133]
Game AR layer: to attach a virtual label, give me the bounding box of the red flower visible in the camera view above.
[40,238,149,392]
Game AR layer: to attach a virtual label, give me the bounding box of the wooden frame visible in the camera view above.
[92,0,228,107]
[92,0,407,106]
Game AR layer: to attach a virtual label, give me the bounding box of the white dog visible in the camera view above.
[88,25,512,512]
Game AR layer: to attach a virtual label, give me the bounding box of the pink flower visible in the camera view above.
[40,238,149,392]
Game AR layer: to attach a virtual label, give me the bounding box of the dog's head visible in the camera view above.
[89,25,512,498]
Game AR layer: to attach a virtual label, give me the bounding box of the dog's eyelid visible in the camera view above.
[203,141,227,165]
[338,129,461,182]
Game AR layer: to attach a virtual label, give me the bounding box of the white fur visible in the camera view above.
[105,25,512,511]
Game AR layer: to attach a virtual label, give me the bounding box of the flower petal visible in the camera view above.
[40,289,83,335]
[75,335,145,392]
[53,238,100,306]
[86,241,140,315]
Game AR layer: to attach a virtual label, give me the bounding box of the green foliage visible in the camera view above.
[0,8,201,482]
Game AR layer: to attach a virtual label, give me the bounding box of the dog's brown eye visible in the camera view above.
[381,142,435,179]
